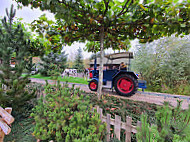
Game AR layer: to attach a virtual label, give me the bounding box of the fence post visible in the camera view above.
[99,108,103,121]
[137,121,141,129]
[114,115,121,140]
[125,116,132,142]
[106,114,111,141]
[136,121,141,142]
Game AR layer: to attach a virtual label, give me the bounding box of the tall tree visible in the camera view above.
[40,51,67,76]
[73,47,84,72]
[0,5,35,112]
[15,0,190,99]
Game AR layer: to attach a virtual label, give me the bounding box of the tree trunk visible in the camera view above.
[97,27,104,100]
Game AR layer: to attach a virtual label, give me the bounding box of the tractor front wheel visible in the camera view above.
[114,74,138,96]
[88,80,98,91]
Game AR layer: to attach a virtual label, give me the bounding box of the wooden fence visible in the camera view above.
[94,106,141,142]
[0,107,14,142]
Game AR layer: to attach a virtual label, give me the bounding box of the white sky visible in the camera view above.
[0,0,138,59]
[0,0,93,59]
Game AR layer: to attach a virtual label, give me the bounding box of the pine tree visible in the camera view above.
[137,101,190,142]
[39,51,67,76]
[0,5,35,112]
[72,47,84,72]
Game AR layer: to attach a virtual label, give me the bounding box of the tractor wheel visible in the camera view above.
[114,74,138,96]
[88,80,98,91]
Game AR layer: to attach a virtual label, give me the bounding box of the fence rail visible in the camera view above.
[94,106,141,142]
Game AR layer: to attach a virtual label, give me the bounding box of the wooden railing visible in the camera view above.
[94,106,141,142]
[0,107,14,142]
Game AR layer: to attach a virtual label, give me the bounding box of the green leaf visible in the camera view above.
[47,0,51,5]
[180,23,186,27]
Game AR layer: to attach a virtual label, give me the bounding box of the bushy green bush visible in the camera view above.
[137,101,190,142]
[132,35,190,95]
[31,82,106,142]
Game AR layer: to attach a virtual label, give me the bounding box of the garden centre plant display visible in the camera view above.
[4,81,159,142]
[31,82,106,142]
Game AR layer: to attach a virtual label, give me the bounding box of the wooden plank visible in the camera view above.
[0,128,5,142]
[96,106,99,113]
[137,121,141,130]
[125,116,132,142]
[99,108,103,121]
[5,108,12,114]
[101,116,137,133]
[114,115,121,140]
[0,119,11,135]
[0,107,14,124]
[94,106,139,142]
[106,114,111,141]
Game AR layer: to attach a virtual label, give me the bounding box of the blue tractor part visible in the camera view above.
[138,80,147,91]
[88,52,139,96]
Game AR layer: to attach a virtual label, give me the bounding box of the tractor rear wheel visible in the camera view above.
[114,74,138,96]
[88,80,98,91]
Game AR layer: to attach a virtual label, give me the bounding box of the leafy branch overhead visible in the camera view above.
[15,0,190,51]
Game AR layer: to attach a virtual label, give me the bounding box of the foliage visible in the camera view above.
[4,82,44,142]
[85,93,157,142]
[4,117,36,142]
[4,81,158,142]
[39,51,67,76]
[88,94,157,125]
[15,0,190,98]
[136,114,157,142]
[132,35,190,95]
[47,64,62,81]
[4,83,43,142]
[137,101,190,142]
[72,47,84,72]
[15,0,190,48]
[0,5,35,112]
[31,82,106,142]
[30,14,64,54]
[90,51,105,61]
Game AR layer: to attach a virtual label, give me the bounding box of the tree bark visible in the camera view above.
[97,26,104,100]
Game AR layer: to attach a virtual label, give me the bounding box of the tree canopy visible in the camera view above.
[15,0,190,50]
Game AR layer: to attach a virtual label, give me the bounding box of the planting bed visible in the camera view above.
[4,83,158,142]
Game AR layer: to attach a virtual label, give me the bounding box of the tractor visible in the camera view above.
[88,52,139,96]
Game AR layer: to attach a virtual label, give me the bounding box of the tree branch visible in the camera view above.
[117,0,130,17]
[103,0,110,16]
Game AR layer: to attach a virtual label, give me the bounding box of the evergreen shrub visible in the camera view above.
[0,5,35,113]
[31,82,106,142]
[137,101,190,142]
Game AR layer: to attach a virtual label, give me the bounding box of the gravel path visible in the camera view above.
[30,78,190,109]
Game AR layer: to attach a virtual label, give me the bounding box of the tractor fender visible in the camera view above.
[88,78,107,85]
[112,71,138,86]
[88,78,99,83]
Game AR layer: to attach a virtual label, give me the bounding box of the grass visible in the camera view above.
[25,74,89,85]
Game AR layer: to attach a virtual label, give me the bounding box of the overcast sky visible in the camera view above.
[0,0,94,59]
